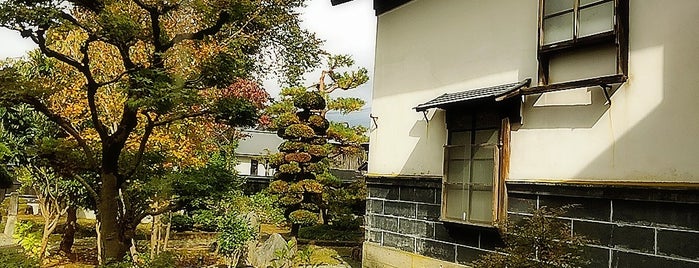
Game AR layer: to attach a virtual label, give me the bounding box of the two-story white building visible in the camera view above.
[333,0,699,267]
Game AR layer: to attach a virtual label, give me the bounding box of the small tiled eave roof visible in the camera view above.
[414,78,531,112]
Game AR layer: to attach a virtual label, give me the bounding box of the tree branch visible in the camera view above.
[124,113,155,178]
[165,11,230,50]
[70,172,99,204]
[20,96,97,167]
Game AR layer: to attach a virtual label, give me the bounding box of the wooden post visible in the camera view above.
[3,191,19,236]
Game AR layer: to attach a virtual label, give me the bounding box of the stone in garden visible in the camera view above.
[248,233,295,268]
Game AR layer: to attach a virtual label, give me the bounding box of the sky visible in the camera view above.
[0,0,377,126]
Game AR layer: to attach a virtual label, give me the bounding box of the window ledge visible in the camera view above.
[439,217,497,229]
[522,74,627,95]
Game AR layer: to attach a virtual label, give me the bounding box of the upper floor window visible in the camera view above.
[537,0,628,86]
[542,0,616,47]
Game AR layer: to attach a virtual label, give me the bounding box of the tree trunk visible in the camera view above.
[162,213,171,252]
[150,214,160,258]
[60,206,78,255]
[98,172,128,263]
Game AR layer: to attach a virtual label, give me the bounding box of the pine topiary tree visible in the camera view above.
[266,55,368,236]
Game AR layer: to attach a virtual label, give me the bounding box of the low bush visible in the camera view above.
[0,246,39,268]
[169,214,194,232]
[192,210,219,232]
[298,224,363,242]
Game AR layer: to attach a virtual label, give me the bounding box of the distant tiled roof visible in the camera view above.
[414,78,531,112]
[236,130,283,156]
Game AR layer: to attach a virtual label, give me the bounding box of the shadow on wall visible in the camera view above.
[397,109,446,176]
[521,85,618,129]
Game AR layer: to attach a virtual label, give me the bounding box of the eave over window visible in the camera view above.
[414,79,531,112]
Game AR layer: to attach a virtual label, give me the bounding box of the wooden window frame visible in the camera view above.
[538,0,629,86]
[441,115,510,227]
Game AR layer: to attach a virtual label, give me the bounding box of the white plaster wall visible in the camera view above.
[511,0,699,182]
[371,0,699,183]
[369,0,537,177]
[235,157,270,176]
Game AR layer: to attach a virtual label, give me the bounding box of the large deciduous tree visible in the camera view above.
[0,0,323,262]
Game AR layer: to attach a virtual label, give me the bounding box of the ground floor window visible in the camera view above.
[442,107,509,226]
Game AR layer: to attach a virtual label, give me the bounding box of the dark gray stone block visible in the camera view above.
[383,201,416,218]
[574,220,613,246]
[657,229,699,260]
[479,229,504,250]
[611,225,655,253]
[612,251,699,268]
[367,230,382,243]
[456,246,488,265]
[370,215,399,232]
[539,195,611,221]
[383,232,415,253]
[613,200,699,230]
[398,218,433,237]
[508,194,537,213]
[399,187,437,204]
[582,246,610,268]
[416,204,441,220]
[417,239,456,263]
[367,199,383,214]
[368,186,399,199]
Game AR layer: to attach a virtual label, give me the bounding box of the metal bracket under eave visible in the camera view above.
[370,114,379,129]
[600,84,612,105]
[421,110,429,123]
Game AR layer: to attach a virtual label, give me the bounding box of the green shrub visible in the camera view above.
[0,246,39,268]
[169,214,194,232]
[13,220,42,256]
[289,209,317,226]
[471,206,590,268]
[147,251,179,268]
[332,215,362,231]
[298,224,363,242]
[192,210,219,232]
[217,212,257,266]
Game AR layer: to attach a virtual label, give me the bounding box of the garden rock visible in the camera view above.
[248,233,295,268]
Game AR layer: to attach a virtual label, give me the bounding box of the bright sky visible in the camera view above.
[0,0,376,126]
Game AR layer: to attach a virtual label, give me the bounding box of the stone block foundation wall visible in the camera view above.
[364,177,504,267]
[364,177,699,268]
[507,182,699,268]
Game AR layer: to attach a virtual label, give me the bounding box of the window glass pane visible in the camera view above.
[446,188,467,220]
[448,145,467,160]
[473,145,495,160]
[469,190,493,222]
[579,1,614,37]
[447,160,469,183]
[472,159,494,185]
[543,13,573,45]
[474,129,498,145]
[450,131,471,145]
[544,0,574,15]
